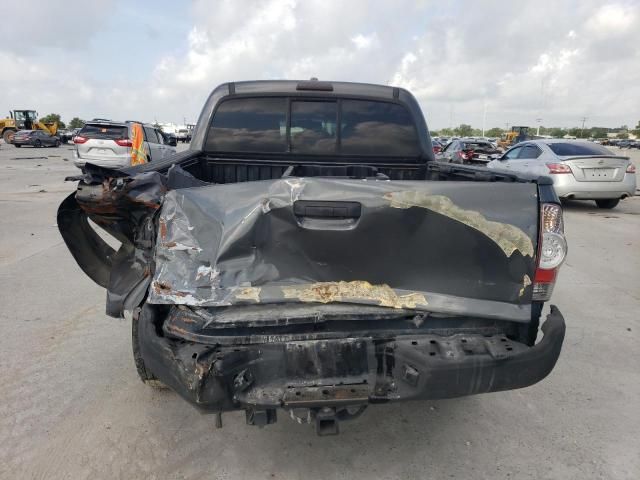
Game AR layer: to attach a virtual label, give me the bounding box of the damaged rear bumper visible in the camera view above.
[136,305,565,413]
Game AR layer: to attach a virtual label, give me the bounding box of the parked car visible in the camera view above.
[57,129,73,144]
[73,120,177,170]
[12,130,60,148]
[70,128,82,143]
[617,140,632,148]
[58,80,566,435]
[487,140,636,209]
[432,139,443,154]
[176,126,191,143]
[436,138,501,165]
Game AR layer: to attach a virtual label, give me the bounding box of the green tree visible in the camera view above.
[617,132,629,139]
[485,127,504,137]
[631,121,640,137]
[438,127,454,136]
[548,128,566,138]
[39,113,65,129]
[455,124,473,137]
[589,127,609,139]
[68,117,85,129]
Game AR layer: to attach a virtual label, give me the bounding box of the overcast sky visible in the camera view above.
[1,0,638,130]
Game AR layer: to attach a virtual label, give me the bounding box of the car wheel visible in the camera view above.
[34,140,41,148]
[132,306,167,389]
[3,129,16,144]
[55,140,60,147]
[14,144,21,148]
[595,199,620,209]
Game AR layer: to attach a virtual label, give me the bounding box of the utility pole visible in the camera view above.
[482,99,487,137]
[536,118,543,136]
[580,117,587,138]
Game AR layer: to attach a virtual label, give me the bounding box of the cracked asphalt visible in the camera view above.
[0,141,638,479]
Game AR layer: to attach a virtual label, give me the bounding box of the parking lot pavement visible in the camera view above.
[1,142,638,479]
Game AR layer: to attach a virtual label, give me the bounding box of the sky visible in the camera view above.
[1,0,638,130]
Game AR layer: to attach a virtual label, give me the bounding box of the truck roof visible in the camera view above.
[228,79,402,100]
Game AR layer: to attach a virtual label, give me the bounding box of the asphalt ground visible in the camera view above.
[1,141,638,479]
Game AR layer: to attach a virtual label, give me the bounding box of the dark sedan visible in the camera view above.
[13,130,60,148]
[436,138,500,165]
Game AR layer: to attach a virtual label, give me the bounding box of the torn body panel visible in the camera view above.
[148,178,538,318]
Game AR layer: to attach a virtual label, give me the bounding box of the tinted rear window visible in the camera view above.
[80,124,128,140]
[462,142,493,150]
[290,101,337,154]
[340,100,419,156]
[206,97,287,152]
[548,142,612,156]
[205,97,420,157]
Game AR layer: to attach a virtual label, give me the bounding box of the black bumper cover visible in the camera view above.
[137,306,565,412]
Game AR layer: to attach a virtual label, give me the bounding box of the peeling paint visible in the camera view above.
[519,274,532,297]
[234,287,262,303]
[384,192,534,257]
[282,281,428,309]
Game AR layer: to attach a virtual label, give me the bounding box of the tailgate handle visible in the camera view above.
[293,201,361,219]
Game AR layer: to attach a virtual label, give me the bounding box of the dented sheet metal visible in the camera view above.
[148,178,538,315]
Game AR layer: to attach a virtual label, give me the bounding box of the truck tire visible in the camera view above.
[3,129,16,144]
[132,308,167,389]
[595,199,619,209]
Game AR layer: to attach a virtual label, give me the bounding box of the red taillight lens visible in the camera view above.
[433,146,442,154]
[459,149,474,161]
[115,138,132,147]
[626,163,636,173]
[532,203,567,301]
[546,163,572,174]
[73,135,88,144]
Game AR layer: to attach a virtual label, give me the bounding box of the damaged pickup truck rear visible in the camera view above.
[58,80,567,435]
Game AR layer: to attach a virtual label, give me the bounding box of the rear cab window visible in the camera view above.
[80,124,128,140]
[548,143,613,156]
[207,97,287,153]
[205,96,420,158]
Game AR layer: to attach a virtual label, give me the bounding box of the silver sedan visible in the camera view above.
[487,140,637,209]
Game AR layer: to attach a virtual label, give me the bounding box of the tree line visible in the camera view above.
[432,122,640,139]
[38,113,85,130]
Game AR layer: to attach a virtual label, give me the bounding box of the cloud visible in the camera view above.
[0,0,638,130]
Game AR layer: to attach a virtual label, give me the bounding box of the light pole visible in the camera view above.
[536,118,543,136]
[579,117,587,138]
[482,99,487,137]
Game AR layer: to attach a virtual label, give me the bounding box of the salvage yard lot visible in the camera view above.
[1,144,638,479]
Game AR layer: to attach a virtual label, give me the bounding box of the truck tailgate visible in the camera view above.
[149,178,538,319]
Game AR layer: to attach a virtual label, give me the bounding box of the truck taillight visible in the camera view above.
[626,163,636,173]
[74,135,88,144]
[115,138,132,147]
[533,203,567,301]
[546,163,572,174]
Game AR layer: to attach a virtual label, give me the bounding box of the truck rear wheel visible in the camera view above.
[132,308,167,389]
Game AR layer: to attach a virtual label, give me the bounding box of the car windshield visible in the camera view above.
[80,124,128,140]
[548,142,613,156]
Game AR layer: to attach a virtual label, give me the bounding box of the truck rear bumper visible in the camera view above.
[137,306,565,413]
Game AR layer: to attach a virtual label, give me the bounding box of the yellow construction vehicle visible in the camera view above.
[497,126,530,150]
[0,110,58,143]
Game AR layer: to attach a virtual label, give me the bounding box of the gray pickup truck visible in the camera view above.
[58,80,567,435]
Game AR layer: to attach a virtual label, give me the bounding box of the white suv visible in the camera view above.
[73,120,177,170]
